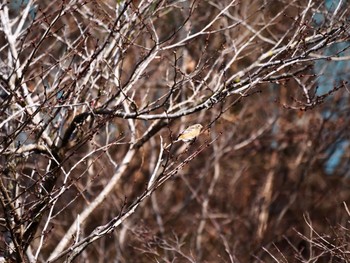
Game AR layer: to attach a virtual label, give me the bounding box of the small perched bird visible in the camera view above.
[176,124,203,142]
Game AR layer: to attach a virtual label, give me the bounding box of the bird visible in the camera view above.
[176,124,203,142]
